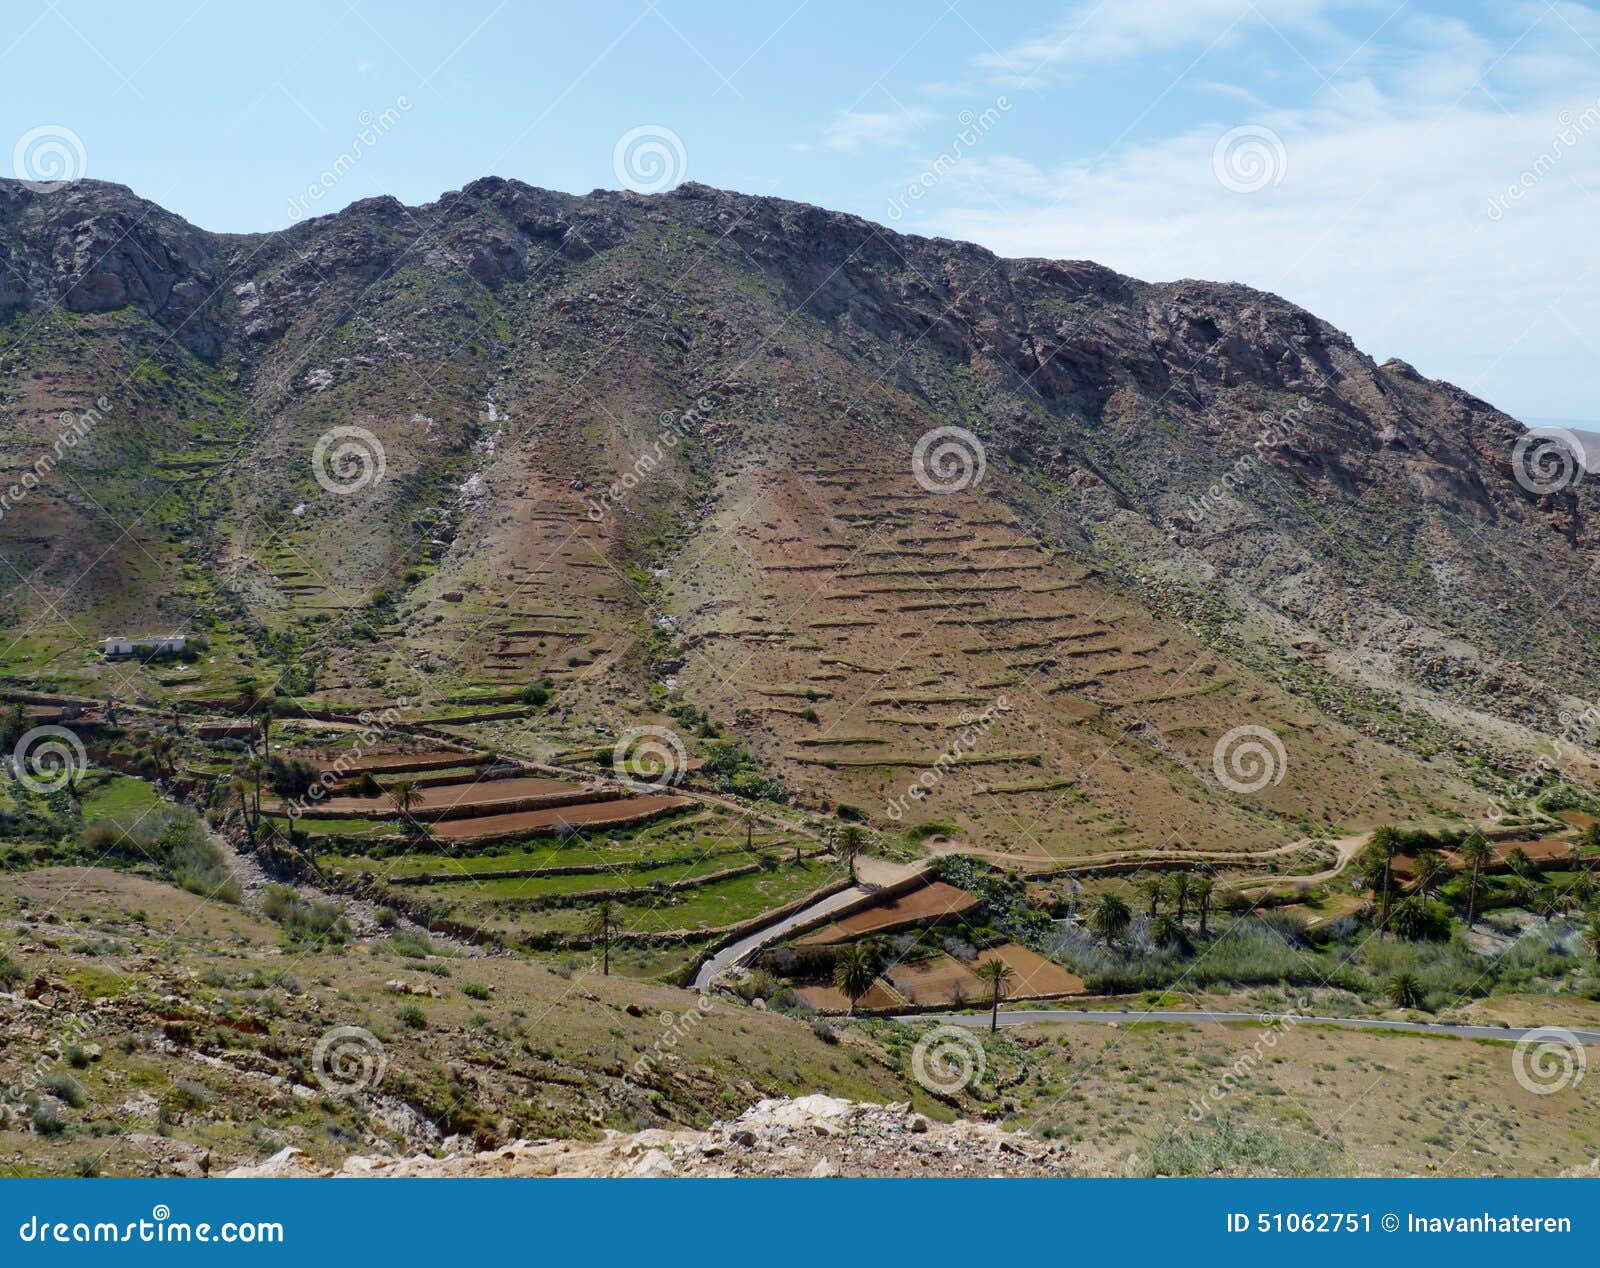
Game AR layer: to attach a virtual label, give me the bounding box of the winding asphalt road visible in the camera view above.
[894,1008,1600,1045]
[692,884,869,992]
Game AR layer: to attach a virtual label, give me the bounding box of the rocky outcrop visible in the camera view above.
[226,1095,1087,1179]
[0,179,224,356]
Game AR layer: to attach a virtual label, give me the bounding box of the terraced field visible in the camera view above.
[319,794,840,971]
[665,454,1477,863]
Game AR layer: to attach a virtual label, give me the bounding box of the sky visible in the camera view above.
[2,0,1599,422]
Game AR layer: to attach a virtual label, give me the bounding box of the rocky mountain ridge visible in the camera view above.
[2,174,1596,840]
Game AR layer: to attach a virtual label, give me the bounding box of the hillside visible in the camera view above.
[2,175,1596,852]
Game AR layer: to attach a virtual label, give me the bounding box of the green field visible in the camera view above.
[79,774,160,823]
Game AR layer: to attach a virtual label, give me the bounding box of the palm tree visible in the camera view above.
[1505,846,1535,879]
[1412,849,1451,898]
[1168,872,1192,924]
[157,734,180,780]
[1459,832,1491,926]
[1583,916,1600,962]
[587,899,618,975]
[1088,892,1132,947]
[1150,914,1189,952]
[836,825,866,885]
[1136,876,1164,919]
[391,779,419,835]
[1192,876,1215,936]
[1384,972,1425,1010]
[229,776,252,838]
[1368,826,1401,928]
[832,942,881,1015]
[1387,895,1433,941]
[975,958,1014,1033]
[246,757,265,834]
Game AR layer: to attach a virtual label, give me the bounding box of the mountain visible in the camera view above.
[2,174,1596,858]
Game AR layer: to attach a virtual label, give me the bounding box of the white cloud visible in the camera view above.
[818,107,935,151]
[884,3,1600,418]
[975,0,1335,79]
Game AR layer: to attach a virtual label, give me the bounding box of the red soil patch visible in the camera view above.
[1392,836,1577,881]
[290,776,580,818]
[884,955,985,1006]
[798,881,980,945]
[429,794,692,842]
[974,943,1084,997]
[886,944,1083,1006]
[309,749,480,777]
[795,979,905,1014]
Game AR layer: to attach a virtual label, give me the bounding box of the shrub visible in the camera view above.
[461,982,492,1000]
[266,756,319,799]
[1141,1117,1341,1177]
[388,930,434,959]
[31,1105,65,1136]
[43,1073,87,1108]
[261,885,348,943]
[80,807,239,903]
[396,1004,427,1029]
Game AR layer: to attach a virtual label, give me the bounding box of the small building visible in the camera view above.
[99,635,187,659]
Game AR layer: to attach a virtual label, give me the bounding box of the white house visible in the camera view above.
[100,635,187,658]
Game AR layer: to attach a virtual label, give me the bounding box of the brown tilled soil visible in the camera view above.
[289,775,581,818]
[799,881,981,944]
[428,793,694,840]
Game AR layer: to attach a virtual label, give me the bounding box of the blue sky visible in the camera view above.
[3,0,1599,421]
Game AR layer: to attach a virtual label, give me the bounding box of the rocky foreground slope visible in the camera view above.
[227,1095,1083,1179]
